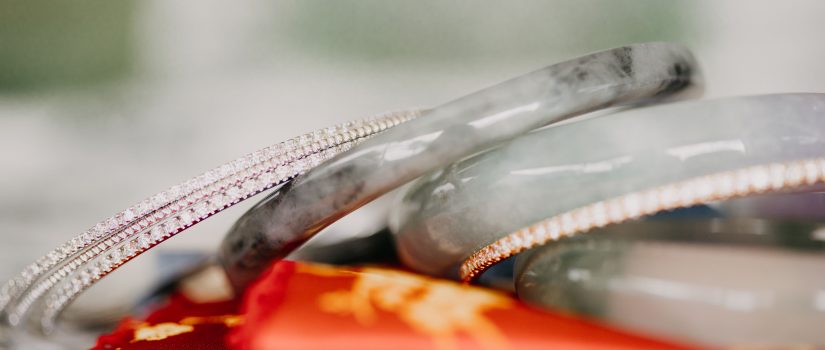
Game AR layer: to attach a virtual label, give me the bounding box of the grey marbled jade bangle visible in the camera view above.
[220,42,701,291]
[386,94,825,281]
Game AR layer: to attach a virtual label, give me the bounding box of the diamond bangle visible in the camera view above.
[0,109,420,333]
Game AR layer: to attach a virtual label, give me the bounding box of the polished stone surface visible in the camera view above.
[391,94,825,277]
[514,218,825,346]
[220,42,701,290]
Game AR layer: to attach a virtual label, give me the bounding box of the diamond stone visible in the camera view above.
[194,202,211,219]
[150,225,165,242]
[138,234,152,249]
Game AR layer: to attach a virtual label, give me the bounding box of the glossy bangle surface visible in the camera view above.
[220,42,701,291]
[387,94,825,280]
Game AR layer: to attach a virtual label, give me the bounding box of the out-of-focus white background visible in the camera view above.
[1,0,824,321]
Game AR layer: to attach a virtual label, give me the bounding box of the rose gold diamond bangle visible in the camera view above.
[0,110,420,333]
[461,158,825,282]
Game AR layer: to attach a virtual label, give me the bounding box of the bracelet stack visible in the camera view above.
[13,39,825,348]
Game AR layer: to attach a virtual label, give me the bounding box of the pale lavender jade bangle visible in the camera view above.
[416,94,825,281]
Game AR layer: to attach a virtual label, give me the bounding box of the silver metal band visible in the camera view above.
[0,110,420,334]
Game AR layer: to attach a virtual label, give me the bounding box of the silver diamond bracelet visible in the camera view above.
[0,110,420,333]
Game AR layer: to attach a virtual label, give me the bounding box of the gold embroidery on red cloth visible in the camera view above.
[129,314,243,343]
[305,265,512,350]
[132,322,194,342]
[181,314,245,328]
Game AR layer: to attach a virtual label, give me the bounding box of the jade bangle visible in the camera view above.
[388,94,825,279]
[220,42,701,291]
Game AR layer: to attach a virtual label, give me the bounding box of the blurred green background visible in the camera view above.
[0,0,135,91]
[0,0,693,91]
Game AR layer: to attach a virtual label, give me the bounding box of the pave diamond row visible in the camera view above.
[460,158,825,282]
[0,110,420,331]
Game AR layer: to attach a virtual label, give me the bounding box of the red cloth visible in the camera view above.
[92,295,240,350]
[92,261,699,350]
